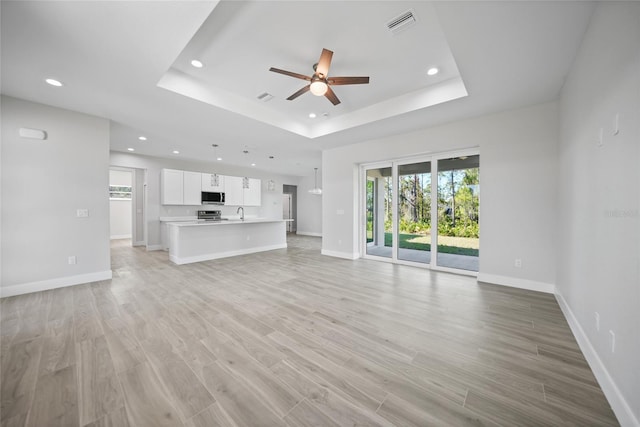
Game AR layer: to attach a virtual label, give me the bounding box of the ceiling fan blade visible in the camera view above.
[324,86,341,105]
[287,85,311,100]
[316,48,333,77]
[269,67,311,81]
[327,76,370,85]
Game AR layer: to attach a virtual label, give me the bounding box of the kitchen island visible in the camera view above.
[167,219,287,265]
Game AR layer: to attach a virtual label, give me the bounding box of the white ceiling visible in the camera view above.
[1,1,594,176]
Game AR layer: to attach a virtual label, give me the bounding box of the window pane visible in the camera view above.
[365,167,392,258]
[436,155,479,271]
[397,161,431,264]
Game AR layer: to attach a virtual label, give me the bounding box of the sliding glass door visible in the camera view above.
[365,165,393,259]
[362,152,479,273]
[396,161,431,264]
[436,155,480,271]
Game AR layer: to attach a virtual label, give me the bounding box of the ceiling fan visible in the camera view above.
[269,48,369,106]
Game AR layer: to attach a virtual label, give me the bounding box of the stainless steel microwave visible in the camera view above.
[201,191,225,205]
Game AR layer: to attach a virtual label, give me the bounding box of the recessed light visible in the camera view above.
[251,163,256,167]
[217,157,222,161]
[138,136,147,141]
[309,113,317,119]
[427,67,439,76]
[191,60,204,68]
[127,148,135,152]
[172,150,180,154]
[45,78,63,87]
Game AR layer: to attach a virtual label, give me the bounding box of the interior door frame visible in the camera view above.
[109,165,147,248]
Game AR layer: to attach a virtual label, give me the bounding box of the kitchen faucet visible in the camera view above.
[237,206,244,220]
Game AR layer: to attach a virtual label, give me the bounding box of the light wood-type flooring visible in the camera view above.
[1,235,618,426]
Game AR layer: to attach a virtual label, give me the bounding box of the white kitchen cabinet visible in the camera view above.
[183,171,202,205]
[201,173,224,192]
[161,169,202,205]
[224,175,244,206]
[243,178,262,206]
[161,169,184,205]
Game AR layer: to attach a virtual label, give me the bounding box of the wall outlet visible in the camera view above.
[338,239,342,246]
[514,258,522,268]
[76,209,89,218]
[68,256,77,265]
[609,330,615,353]
[595,312,600,331]
[246,235,250,241]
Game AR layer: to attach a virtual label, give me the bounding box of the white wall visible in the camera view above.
[322,102,558,292]
[109,151,305,249]
[109,169,132,239]
[296,171,323,236]
[557,3,640,425]
[1,96,111,297]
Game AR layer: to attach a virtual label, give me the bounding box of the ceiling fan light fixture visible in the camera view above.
[310,79,328,96]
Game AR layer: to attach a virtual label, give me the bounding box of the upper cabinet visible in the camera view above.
[161,169,184,205]
[201,173,224,192]
[161,168,261,206]
[224,176,261,206]
[224,175,244,206]
[161,169,202,205]
[183,171,202,205]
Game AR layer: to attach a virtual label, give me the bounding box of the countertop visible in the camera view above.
[167,218,286,227]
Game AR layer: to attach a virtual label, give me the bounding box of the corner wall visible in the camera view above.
[322,102,559,291]
[557,3,640,425]
[1,96,112,297]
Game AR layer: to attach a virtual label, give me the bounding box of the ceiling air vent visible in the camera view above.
[257,92,274,102]
[386,9,416,35]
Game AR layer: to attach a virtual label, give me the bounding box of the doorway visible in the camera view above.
[109,166,146,247]
[361,151,479,274]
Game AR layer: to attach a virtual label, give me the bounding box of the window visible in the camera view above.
[109,185,132,200]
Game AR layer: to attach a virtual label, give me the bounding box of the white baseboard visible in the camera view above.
[321,249,359,260]
[0,270,113,298]
[555,291,638,427]
[170,243,287,265]
[477,273,554,294]
[110,234,132,240]
[146,244,163,251]
[296,231,322,237]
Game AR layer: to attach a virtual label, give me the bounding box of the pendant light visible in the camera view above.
[309,167,322,195]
